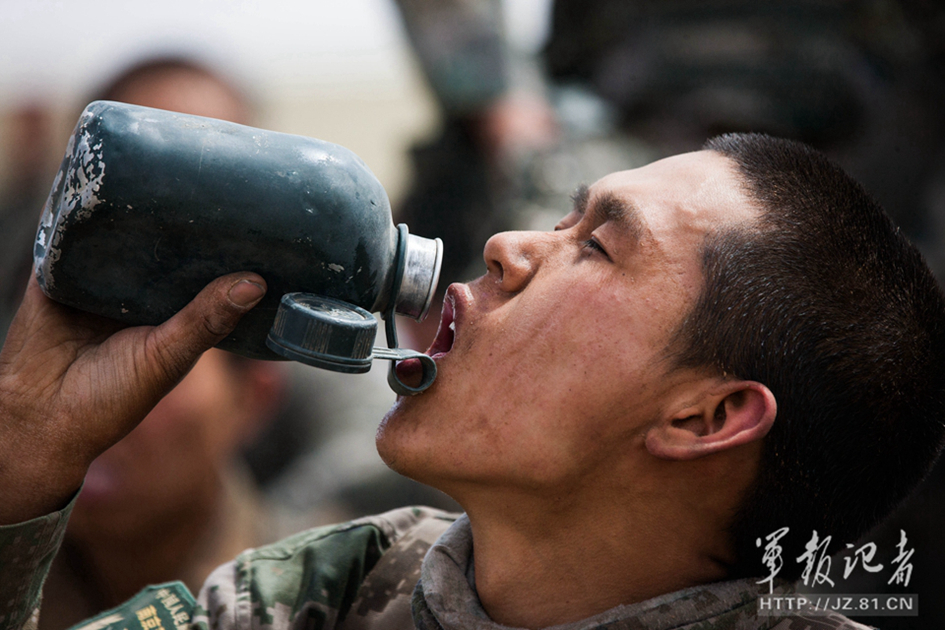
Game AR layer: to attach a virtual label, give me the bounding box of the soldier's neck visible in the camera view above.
[460,473,737,628]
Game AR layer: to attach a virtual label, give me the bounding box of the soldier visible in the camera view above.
[2,134,945,629]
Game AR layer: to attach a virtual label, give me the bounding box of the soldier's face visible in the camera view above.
[377,151,756,502]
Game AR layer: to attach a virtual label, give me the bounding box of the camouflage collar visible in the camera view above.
[411,515,824,629]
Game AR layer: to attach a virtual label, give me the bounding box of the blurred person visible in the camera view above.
[83,55,321,488]
[93,52,456,504]
[39,349,286,630]
[34,55,459,629]
[31,56,296,630]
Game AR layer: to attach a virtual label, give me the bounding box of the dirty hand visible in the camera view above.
[0,272,266,524]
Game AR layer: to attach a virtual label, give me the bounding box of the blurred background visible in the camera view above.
[0,0,552,203]
[0,0,428,203]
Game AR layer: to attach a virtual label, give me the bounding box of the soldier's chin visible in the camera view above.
[376,404,412,474]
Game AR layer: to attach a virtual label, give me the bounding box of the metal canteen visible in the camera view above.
[34,101,441,394]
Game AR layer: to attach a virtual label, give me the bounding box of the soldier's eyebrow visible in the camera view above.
[571,184,650,243]
[597,192,648,239]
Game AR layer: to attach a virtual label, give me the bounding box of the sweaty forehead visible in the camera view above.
[587,150,757,239]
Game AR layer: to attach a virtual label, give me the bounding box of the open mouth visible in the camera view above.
[426,293,456,360]
[394,287,458,388]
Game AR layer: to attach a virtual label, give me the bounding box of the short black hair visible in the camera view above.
[672,133,945,580]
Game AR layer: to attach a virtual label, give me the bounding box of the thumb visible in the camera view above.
[143,273,267,385]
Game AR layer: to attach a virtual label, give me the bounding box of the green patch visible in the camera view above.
[68,582,196,630]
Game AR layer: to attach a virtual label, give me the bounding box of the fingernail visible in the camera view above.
[228,280,266,307]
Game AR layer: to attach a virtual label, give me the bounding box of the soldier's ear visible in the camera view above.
[646,380,776,460]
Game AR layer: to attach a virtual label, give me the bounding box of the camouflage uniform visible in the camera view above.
[0,498,874,630]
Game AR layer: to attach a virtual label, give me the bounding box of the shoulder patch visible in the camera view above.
[67,583,197,630]
[222,507,459,630]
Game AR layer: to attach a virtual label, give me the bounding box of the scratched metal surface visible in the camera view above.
[34,101,398,359]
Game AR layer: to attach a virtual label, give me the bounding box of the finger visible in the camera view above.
[144,273,267,386]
